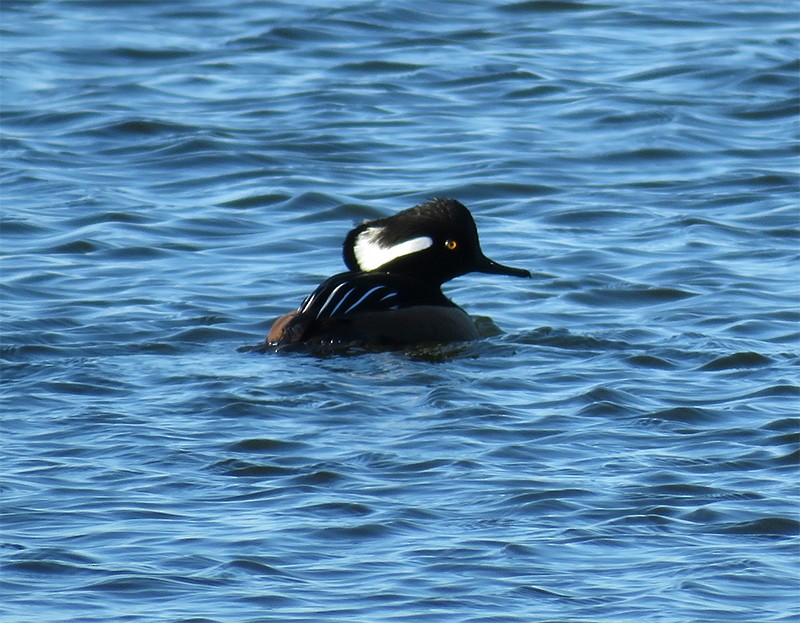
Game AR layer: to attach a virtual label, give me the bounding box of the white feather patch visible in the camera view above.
[353,227,433,271]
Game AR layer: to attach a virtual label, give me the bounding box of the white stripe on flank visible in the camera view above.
[343,285,386,315]
[328,286,354,317]
[316,283,348,319]
[299,292,318,313]
[353,227,433,271]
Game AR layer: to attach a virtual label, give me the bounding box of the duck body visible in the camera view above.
[267,271,480,347]
[266,198,530,350]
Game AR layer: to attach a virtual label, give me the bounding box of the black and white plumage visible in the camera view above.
[266,198,530,349]
[296,272,453,322]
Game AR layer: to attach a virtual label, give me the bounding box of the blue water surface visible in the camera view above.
[2,1,799,622]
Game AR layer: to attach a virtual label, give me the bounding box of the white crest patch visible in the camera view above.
[353,227,433,271]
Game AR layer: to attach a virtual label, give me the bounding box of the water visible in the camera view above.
[2,1,798,621]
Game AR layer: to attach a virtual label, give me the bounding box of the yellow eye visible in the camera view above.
[445,239,458,251]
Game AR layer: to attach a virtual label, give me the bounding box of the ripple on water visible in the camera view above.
[700,351,774,371]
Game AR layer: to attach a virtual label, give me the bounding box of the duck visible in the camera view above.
[266,197,530,350]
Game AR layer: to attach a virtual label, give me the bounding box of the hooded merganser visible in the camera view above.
[266,198,531,349]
